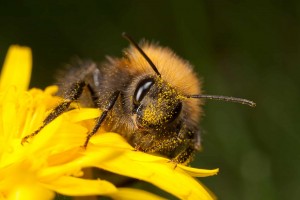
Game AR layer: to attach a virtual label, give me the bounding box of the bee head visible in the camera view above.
[132,75,183,128]
[122,33,256,129]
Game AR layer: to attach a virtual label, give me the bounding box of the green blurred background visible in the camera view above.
[0,0,299,199]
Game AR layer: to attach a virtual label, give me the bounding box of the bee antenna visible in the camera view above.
[186,94,256,107]
[122,32,161,77]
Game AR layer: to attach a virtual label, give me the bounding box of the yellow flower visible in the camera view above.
[0,45,218,200]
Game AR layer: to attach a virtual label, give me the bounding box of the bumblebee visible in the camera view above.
[22,33,255,164]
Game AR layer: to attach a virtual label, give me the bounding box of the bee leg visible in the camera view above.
[86,83,99,107]
[174,127,201,164]
[144,136,195,165]
[170,129,201,164]
[82,91,120,148]
[21,81,86,144]
[171,146,196,164]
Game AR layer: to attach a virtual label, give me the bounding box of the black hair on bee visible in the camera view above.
[22,33,255,164]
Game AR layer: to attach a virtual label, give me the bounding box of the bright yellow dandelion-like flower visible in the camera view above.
[0,45,218,200]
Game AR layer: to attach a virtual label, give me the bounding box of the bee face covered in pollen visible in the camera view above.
[133,77,183,128]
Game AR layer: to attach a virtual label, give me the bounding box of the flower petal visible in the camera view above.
[0,45,32,91]
[177,165,219,177]
[42,176,117,196]
[107,188,166,200]
[7,184,54,200]
[65,133,217,200]
[0,88,18,140]
[66,108,101,123]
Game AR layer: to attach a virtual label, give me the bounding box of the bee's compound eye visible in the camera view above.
[134,78,155,105]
